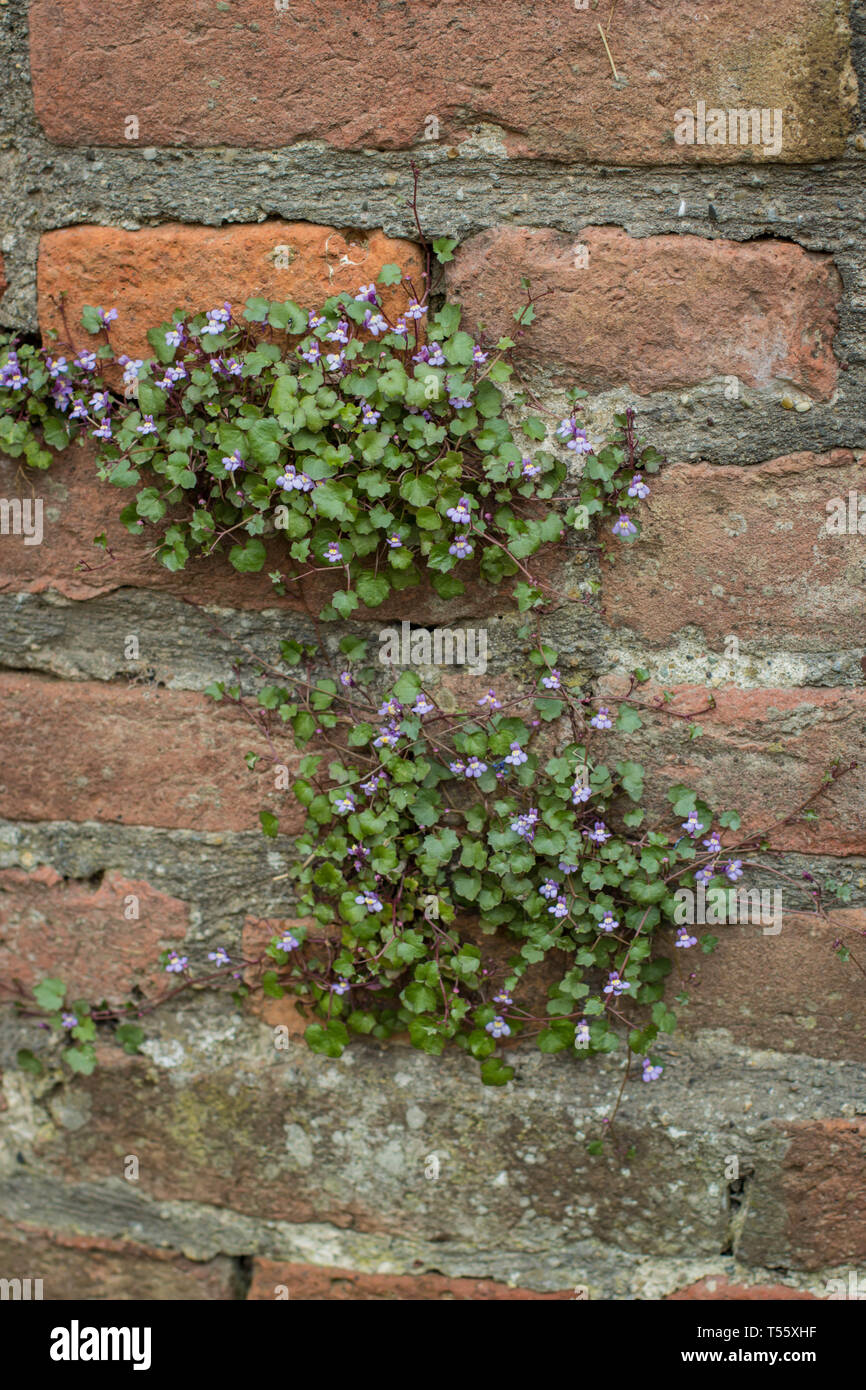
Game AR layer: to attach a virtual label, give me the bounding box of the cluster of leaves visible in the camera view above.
[202,641,747,1085]
[16,977,144,1079]
[0,264,658,620]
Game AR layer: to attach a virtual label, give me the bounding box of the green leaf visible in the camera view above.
[229,538,267,573]
[355,572,390,608]
[432,238,458,264]
[480,1056,515,1086]
[377,264,403,286]
[305,1020,349,1057]
[259,810,279,839]
[64,1044,97,1075]
[16,1048,43,1076]
[33,977,65,1011]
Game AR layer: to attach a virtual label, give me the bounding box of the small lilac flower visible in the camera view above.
[0,355,27,390]
[600,911,619,933]
[681,811,705,836]
[694,866,714,885]
[642,1058,663,1082]
[165,951,188,974]
[349,844,369,866]
[355,891,384,913]
[300,341,321,364]
[675,928,698,949]
[539,879,560,900]
[603,971,630,996]
[165,326,185,347]
[572,782,592,805]
[465,757,487,778]
[378,698,403,719]
[393,317,408,336]
[46,356,69,379]
[449,393,473,409]
[405,300,426,321]
[334,794,355,815]
[363,311,388,336]
[549,896,568,918]
[446,497,472,525]
[137,415,158,435]
[449,536,473,559]
[339,670,353,688]
[542,670,561,690]
[277,933,299,952]
[325,320,349,344]
[521,456,541,478]
[426,344,445,366]
[590,707,613,730]
[703,833,722,853]
[360,404,381,427]
[628,473,650,500]
[612,514,638,539]
[575,1019,590,1047]
[485,1015,512,1038]
[504,742,527,767]
[477,689,502,709]
[61,1011,78,1030]
[208,947,231,965]
[386,533,403,549]
[164,364,188,384]
[92,420,112,440]
[559,862,579,874]
[74,351,97,372]
[89,391,110,411]
[222,450,245,473]
[725,859,744,882]
[69,398,88,420]
[449,760,466,775]
[325,351,346,372]
[308,311,326,330]
[324,541,343,564]
[99,307,118,325]
[586,820,610,845]
[493,990,513,1006]
[511,808,539,841]
[331,980,351,995]
[472,344,488,364]
[355,283,378,304]
[122,359,144,386]
[413,694,435,715]
[374,726,400,749]
[360,775,383,796]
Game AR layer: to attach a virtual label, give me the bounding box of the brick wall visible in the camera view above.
[0,0,865,1300]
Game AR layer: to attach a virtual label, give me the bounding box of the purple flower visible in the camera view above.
[681,811,705,836]
[61,1011,78,1030]
[222,450,245,473]
[324,541,343,564]
[603,971,630,996]
[446,497,472,525]
[360,405,381,427]
[331,980,351,995]
[99,307,118,325]
[278,466,315,492]
[477,689,502,709]
[575,1020,590,1047]
[165,326,185,347]
[694,866,714,885]
[0,355,28,390]
[485,1015,512,1038]
[504,742,527,767]
[361,774,384,796]
[355,891,384,913]
[355,283,379,304]
[378,698,403,719]
[69,398,88,420]
[449,760,466,775]
[208,946,231,965]
[92,420,113,440]
[277,933,300,952]
[308,311,326,330]
[703,833,722,853]
[74,351,97,372]
[510,808,539,841]
[334,794,355,815]
[165,951,188,974]
[559,861,578,874]
[325,320,349,344]
[374,726,400,749]
[549,896,568,918]
[386,533,403,549]
[46,356,69,379]
[413,693,435,715]
[572,781,592,805]
[449,536,473,559]
[521,456,541,478]
[464,756,487,779]
[89,391,110,411]
[339,670,353,688]
[363,311,388,336]
[725,859,744,882]
[426,344,445,366]
[628,473,650,500]
[137,415,158,435]
[122,358,144,386]
[590,707,613,730]
[472,345,488,364]
[493,989,513,1006]
[405,301,426,321]
[585,820,610,845]
[612,514,638,539]
[600,911,619,933]
[324,351,346,372]
[675,928,697,949]
[541,670,561,690]
[642,1057,663,1082]
[449,393,473,409]
[539,879,560,900]
[300,341,321,364]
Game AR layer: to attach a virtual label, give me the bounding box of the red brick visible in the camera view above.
[0,869,188,1004]
[38,222,423,366]
[779,1119,866,1268]
[0,1217,236,1299]
[668,1277,816,1300]
[0,672,302,833]
[0,444,562,622]
[604,451,866,649]
[666,910,866,1063]
[447,226,841,398]
[600,678,866,855]
[29,0,854,162]
[247,1258,572,1300]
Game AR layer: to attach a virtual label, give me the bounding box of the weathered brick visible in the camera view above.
[667,910,866,1063]
[600,679,866,855]
[0,1217,236,1299]
[779,1119,866,1268]
[0,673,302,833]
[604,451,866,651]
[29,0,855,163]
[0,868,188,1003]
[247,1257,571,1300]
[0,445,564,622]
[38,222,423,365]
[668,1277,816,1300]
[447,226,841,397]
